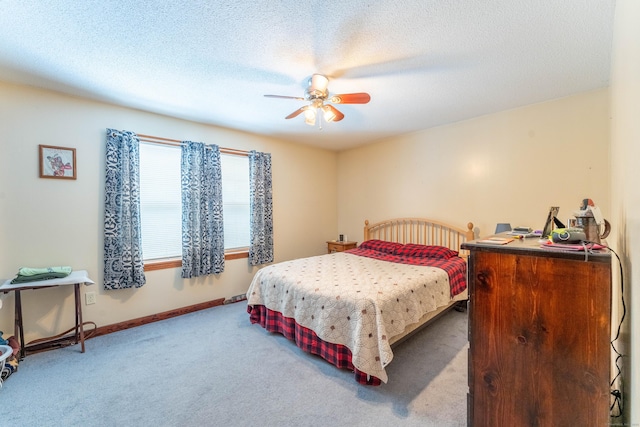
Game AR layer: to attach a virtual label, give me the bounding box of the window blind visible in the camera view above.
[139,142,250,260]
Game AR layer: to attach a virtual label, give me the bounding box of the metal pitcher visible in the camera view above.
[574,216,611,244]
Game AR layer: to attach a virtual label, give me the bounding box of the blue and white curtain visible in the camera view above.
[104,129,146,289]
[248,151,274,265]
[181,141,225,278]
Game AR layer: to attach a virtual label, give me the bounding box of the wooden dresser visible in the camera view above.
[461,237,611,427]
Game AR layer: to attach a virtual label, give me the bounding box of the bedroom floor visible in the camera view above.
[1,302,468,426]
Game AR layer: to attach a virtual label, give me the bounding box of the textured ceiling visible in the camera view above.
[0,1,615,151]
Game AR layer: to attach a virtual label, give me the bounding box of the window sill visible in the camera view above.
[144,250,249,272]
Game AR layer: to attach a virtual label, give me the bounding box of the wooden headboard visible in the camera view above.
[363,218,475,256]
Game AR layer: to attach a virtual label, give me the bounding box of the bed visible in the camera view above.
[247,218,475,385]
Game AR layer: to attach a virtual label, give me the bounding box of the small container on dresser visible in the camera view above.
[461,236,612,427]
[327,241,357,254]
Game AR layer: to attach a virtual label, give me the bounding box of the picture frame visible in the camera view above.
[39,144,77,180]
[540,206,560,239]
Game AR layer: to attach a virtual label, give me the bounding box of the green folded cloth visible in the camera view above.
[10,272,70,284]
[10,266,73,284]
[17,266,72,276]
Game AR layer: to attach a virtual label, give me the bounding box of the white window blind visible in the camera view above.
[139,143,182,260]
[139,143,250,261]
[221,153,250,250]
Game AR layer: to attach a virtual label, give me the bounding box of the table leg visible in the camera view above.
[14,290,25,360]
[74,284,85,353]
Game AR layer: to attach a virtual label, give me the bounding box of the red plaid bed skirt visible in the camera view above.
[247,304,382,386]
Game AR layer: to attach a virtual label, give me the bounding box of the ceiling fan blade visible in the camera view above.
[324,105,344,122]
[264,94,305,101]
[285,107,306,119]
[330,93,371,104]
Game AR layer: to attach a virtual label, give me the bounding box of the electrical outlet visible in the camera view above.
[85,291,96,305]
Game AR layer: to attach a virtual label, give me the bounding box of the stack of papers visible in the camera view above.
[508,227,541,238]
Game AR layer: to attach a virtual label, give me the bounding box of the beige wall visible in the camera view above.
[337,89,610,243]
[0,81,338,341]
[611,0,640,422]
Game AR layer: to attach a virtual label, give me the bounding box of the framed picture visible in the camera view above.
[39,145,77,179]
[540,206,560,239]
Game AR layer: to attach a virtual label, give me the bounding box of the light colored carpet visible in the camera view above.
[1,302,468,426]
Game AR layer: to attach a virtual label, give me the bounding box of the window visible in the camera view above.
[139,143,182,259]
[221,154,250,250]
[139,142,250,262]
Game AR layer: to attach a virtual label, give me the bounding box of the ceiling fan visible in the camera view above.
[264,74,371,127]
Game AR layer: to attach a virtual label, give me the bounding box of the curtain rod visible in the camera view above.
[137,133,250,156]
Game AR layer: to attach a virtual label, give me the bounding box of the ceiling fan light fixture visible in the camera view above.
[304,107,316,126]
[310,73,329,92]
[307,73,329,99]
[322,105,337,122]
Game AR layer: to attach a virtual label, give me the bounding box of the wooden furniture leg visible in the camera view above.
[14,290,25,360]
[74,283,85,353]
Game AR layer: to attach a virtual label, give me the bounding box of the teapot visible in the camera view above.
[573,212,610,244]
[571,199,611,244]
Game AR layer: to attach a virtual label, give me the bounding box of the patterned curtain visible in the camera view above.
[104,129,146,289]
[248,151,274,265]
[181,141,225,278]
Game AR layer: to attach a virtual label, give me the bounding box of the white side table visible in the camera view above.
[0,271,95,359]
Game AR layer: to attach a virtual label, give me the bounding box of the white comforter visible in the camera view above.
[246,252,453,383]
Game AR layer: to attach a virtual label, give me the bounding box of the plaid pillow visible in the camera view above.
[358,239,404,254]
[394,243,458,259]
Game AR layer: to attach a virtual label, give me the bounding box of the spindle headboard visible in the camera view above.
[363,218,475,257]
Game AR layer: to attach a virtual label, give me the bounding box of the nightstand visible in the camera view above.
[327,241,357,253]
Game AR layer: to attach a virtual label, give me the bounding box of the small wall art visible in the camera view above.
[39,144,76,180]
